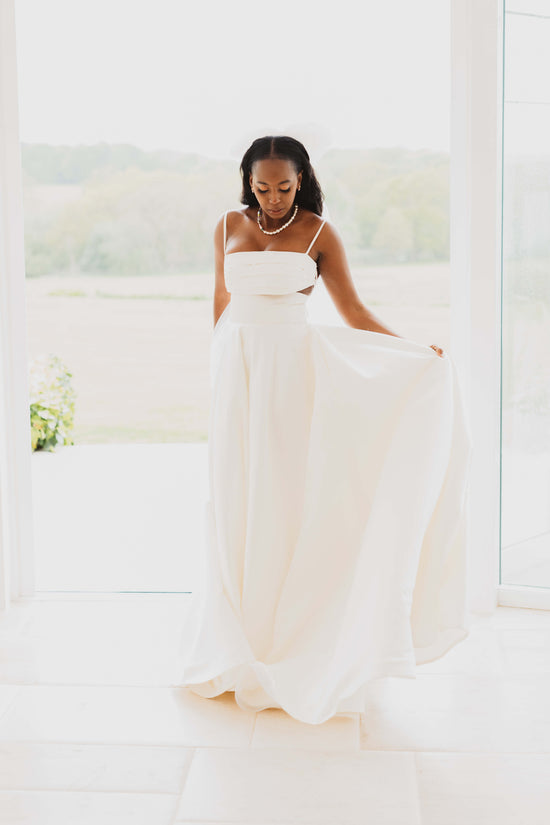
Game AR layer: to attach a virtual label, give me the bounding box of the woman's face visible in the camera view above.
[249,157,302,221]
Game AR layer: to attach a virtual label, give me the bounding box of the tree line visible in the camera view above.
[21,142,450,277]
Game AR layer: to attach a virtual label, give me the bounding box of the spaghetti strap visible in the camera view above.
[223,210,228,252]
[305,219,327,255]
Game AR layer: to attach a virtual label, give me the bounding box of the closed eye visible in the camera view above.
[257,188,291,194]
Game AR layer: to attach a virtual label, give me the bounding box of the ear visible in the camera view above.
[249,173,254,189]
[297,171,303,187]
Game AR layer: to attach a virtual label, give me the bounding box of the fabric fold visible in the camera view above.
[175,286,472,725]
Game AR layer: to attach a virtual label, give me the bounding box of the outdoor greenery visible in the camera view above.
[21,142,450,277]
[29,354,76,451]
[22,142,549,447]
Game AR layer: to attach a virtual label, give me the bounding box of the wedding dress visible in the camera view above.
[174,210,473,725]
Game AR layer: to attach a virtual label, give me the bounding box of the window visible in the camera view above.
[501,2,550,591]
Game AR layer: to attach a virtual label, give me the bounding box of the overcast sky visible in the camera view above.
[14,0,451,161]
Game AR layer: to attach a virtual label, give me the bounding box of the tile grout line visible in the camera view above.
[0,738,257,748]
[249,711,258,746]
[0,788,180,797]
[3,738,549,755]
[0,686,24,728]
[0,739,203,750]
[171,747,198,825]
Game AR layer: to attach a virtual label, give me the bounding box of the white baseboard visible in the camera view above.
[497,585,550,611]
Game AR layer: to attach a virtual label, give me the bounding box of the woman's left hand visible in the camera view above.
[430,344,445,358]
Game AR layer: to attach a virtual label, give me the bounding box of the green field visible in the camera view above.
[26,264,451,444]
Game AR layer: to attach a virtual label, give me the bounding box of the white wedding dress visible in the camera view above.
[174,210,473,725]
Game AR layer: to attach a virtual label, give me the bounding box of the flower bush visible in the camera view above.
[29,354,76,451]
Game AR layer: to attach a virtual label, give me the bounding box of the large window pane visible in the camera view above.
[16,0,452,592]
[501,5,550,588]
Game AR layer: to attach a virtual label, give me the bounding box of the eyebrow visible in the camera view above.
[256,180,291,185]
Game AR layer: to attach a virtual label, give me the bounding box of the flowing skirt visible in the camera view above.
[174,292,473,725]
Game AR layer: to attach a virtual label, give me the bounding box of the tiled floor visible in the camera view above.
[0,595,549,824]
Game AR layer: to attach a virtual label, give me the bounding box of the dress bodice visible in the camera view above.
[224,250,317,295]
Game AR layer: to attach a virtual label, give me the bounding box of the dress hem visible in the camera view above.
[171,624,471,725]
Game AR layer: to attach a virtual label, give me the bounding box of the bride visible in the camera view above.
[214,136,445,356]
[175,135,471,725]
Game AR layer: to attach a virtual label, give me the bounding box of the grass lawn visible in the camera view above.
[25,263,451,444]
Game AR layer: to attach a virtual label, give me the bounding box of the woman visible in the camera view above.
[175,135,472,726]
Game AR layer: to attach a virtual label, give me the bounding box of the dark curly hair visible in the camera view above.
[240,135,324,216]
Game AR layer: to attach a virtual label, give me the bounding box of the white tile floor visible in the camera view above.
[0,595,549,824]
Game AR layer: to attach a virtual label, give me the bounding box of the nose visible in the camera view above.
[268,191,281,205]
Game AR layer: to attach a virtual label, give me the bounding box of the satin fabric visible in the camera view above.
[174,251,473,725]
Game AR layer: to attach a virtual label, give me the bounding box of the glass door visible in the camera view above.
[501,2,550,591]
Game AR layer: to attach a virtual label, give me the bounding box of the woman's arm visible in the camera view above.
[213,213,231,329]
[316,221,403,338]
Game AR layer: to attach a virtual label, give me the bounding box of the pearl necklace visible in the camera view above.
[257,204,299,235]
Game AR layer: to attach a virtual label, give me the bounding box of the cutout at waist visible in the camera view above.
[228,293,310,325]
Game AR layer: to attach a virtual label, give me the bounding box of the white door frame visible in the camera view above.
[450,0,504,614]
[0,0,36,611]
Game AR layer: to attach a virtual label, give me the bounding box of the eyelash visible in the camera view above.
[257,188,291,194]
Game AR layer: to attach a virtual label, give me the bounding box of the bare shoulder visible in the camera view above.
[300,209,324,229]
[296,209,326,241]
[305,214,343,258]
[318,216,341,241]
[214,207,249,233]
[229,208,252,234]
[223,207,250,229]
[302,211,339,237]
[214,209,248,259]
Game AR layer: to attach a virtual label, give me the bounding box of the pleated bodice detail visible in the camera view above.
[224,250,317,295]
